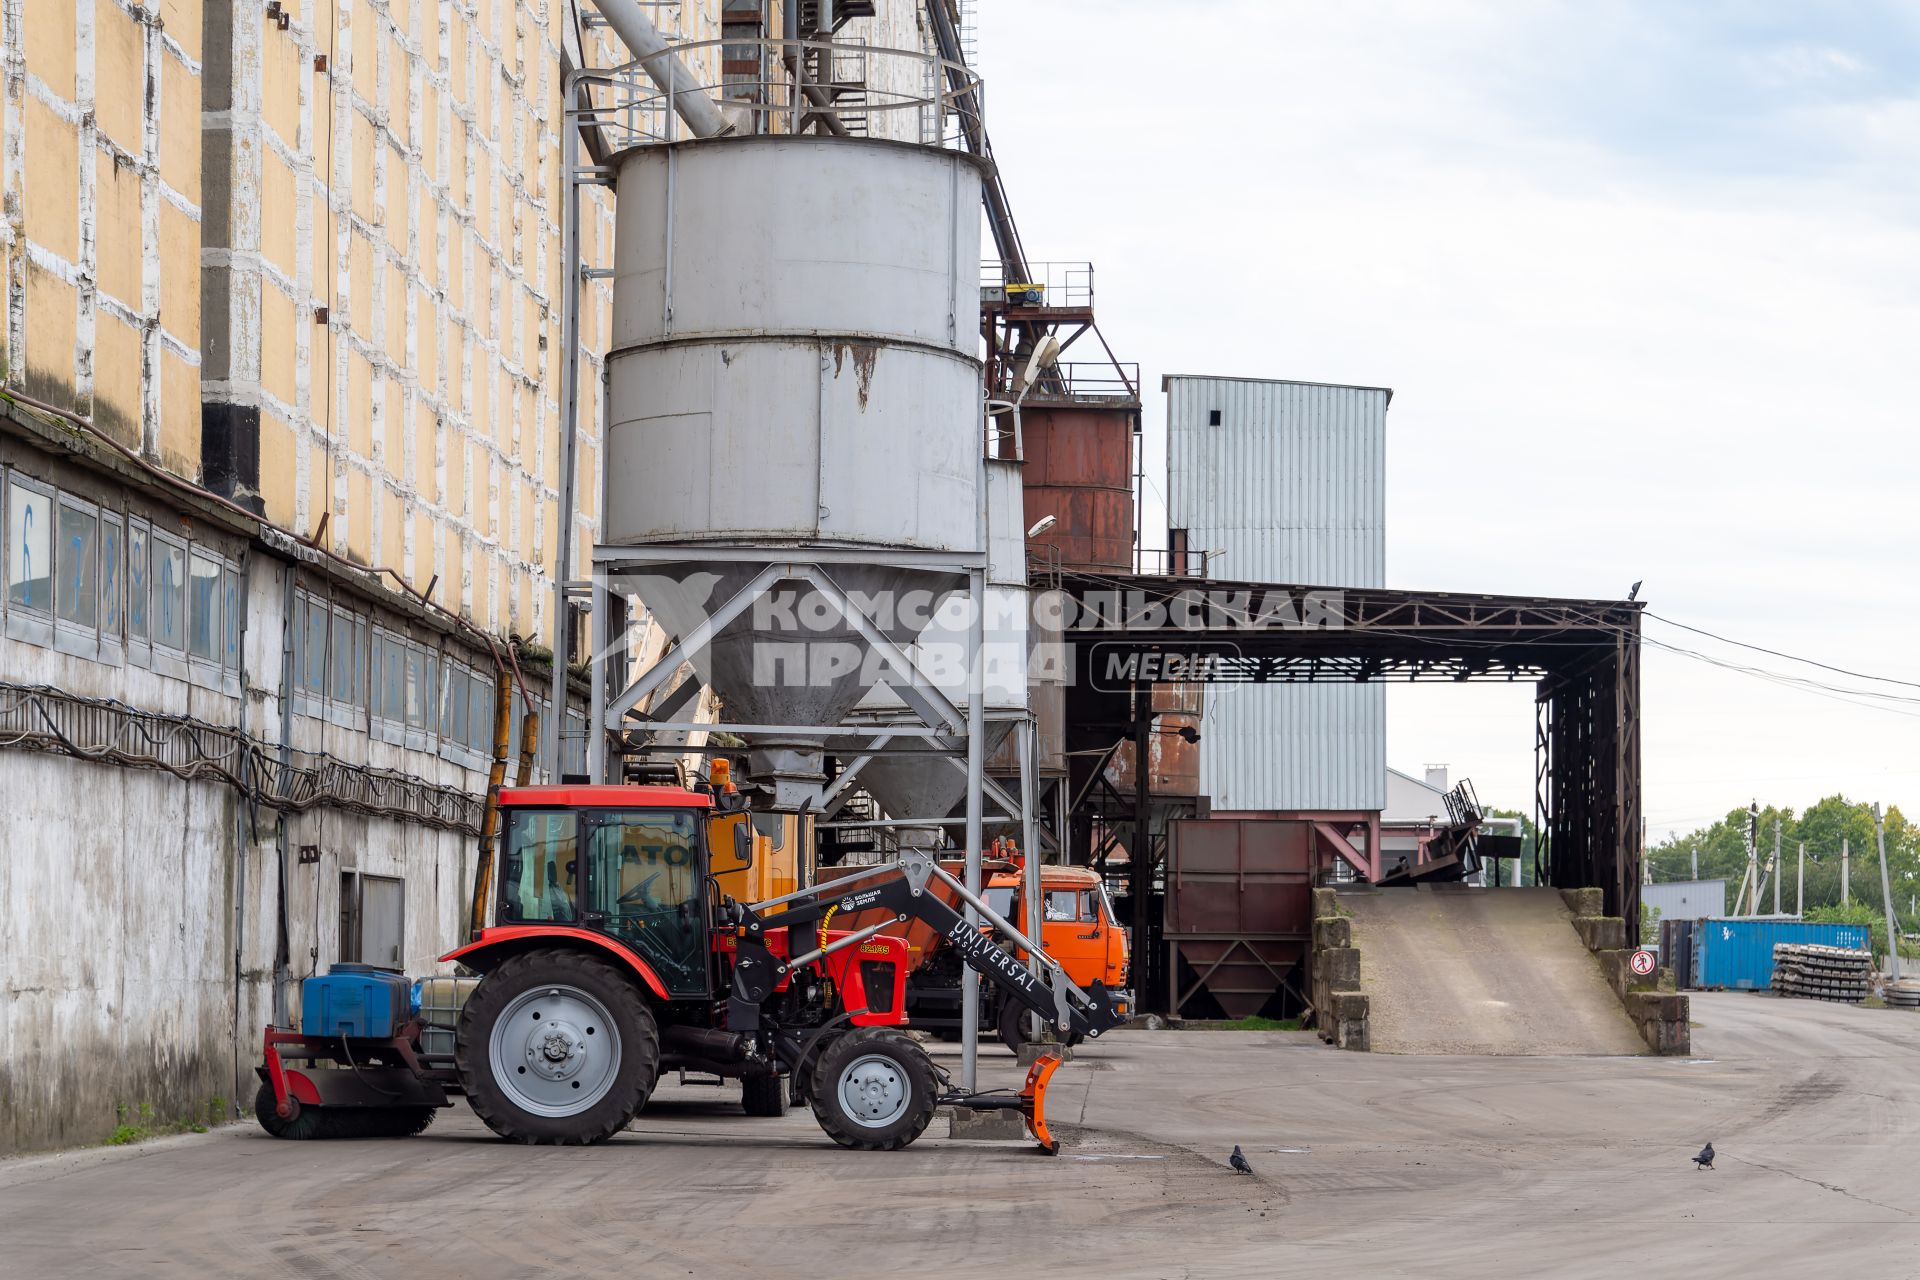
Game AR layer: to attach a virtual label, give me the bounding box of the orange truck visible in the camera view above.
[824,853,1131,1048]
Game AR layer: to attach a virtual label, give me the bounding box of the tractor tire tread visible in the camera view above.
[809,1028,937,1151]
[456,948,659,1146]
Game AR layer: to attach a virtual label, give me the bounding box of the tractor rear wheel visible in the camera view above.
[457,948,659,1145]
[741,1071,787,1117]
[809,1028,937,1151]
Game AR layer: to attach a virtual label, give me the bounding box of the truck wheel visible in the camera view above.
[456,948,659,1145]
[741,1072,788,1117]
[997,1001,1082,1052]
[810,1028,937,1151]
[254,1082,327,1140]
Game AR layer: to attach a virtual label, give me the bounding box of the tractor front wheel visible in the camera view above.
[456,948,659,1145]
[809,1028,937,1151]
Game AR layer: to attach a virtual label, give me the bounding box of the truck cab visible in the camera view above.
[986,865,1132,1037]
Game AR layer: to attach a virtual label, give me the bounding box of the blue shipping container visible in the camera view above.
[1689,919,1873,991]
[301,963,412,1038]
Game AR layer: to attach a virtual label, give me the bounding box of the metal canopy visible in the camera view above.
[1057,571,1644,951]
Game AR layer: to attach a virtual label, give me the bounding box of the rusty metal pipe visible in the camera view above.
[469,673,515,941]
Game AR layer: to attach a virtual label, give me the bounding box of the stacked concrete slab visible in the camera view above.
[1560,887,1690,1054]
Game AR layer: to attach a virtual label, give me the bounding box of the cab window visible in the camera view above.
[581,809,707,997]
[1044,889,1095,923]
[984,886,1016,921]
[501,811,578,924]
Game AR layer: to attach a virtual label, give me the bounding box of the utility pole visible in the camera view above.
[1796,841,1805,918]
[1875,803,1899,982]
[1690,846,1698,881]
[1744,802,1760,915]
[1772,821,1782,916]
[1842,836,1850,905]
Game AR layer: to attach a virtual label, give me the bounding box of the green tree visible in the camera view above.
[1648,795,1920,934]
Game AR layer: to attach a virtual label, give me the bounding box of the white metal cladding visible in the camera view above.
[610,137,980,354]
[1165,375,1390,811]
[604,340,979,550]
[604,135,984,553]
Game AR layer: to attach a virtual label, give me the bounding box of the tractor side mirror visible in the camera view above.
[733,821,753,869]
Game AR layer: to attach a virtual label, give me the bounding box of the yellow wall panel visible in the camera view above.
[447,434,466,516]
[383,379,404,469]
[159,203,201,348]
[347,230,372,335]
[93,162,143,309]
[25,98,79,264]
[158,348,200,473]
[157,0,202,62]
[351,6,379,105]
[349,112,376,223]
[91,311,143,447]
[260,152,299,280]
[346,350,373,456]
[384,258,405,349]
[25,0,77,101]
[381,485,405,567]
[21,266,77,402]
[160,53,201,208]
[345,467,373,561]
[259,410,299,527]
[260,285,299,407]
[417,300,438,394]
[262,32,302,148]
[94,7,145,155]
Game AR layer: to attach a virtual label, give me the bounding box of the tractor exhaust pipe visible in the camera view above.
[661,1024,750,1063]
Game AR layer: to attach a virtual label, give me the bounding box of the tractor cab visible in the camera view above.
[491,783,726,997]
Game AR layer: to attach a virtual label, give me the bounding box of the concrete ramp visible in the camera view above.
[1343,887,1646,1056]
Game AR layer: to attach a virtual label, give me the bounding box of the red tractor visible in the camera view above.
[257,778,1123,1152]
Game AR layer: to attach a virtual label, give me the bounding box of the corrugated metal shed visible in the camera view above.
[1164,375,1390,811]
[1643,879,1728,922]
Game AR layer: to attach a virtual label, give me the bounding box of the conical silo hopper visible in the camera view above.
[603,135,986,808]
[853,458,1032,834]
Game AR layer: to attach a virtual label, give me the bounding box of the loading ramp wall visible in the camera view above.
[1342,887,1648,1056]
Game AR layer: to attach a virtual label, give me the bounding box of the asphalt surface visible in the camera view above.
[5,994,1919,1278]
[1346,886,1651,1055]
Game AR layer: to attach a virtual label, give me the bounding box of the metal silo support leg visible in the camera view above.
[960,566,987,1091]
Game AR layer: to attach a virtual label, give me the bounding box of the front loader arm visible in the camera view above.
[722,851,1124,1041]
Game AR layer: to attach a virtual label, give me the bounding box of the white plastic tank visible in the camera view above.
[604,135,987,805]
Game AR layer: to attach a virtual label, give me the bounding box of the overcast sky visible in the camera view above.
[975,0,1920,838]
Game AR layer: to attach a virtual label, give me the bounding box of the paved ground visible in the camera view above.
[1346,886,1650,1055]
[4,993,1919,1277]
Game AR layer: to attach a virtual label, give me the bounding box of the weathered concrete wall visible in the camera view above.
[1560,887,1690,1055]
[1310,888,1369,1051]
[0,758,241,1152]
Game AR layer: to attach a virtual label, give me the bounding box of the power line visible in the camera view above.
[1646,611,1920,692]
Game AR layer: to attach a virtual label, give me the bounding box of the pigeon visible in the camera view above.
[1229,1145,1253,1175]
[1692,1142,1714,1171]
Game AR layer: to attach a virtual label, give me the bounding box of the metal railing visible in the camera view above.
[569,37,982,151]
[1134,547,1216,579]
[980,261,1094,311]
[990,360,1140,404]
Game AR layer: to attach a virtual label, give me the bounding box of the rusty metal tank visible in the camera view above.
[1021,398,1138,573]
[1104,682,1203,796]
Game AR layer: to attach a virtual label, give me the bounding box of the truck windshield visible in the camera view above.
[984,886,1016,921]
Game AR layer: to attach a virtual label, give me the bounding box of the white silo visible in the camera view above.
[598,130,990,808]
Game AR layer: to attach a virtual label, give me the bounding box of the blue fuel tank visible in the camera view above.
[301,963,412,1038]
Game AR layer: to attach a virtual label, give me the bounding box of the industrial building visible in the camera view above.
[0,0,1645,1154]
